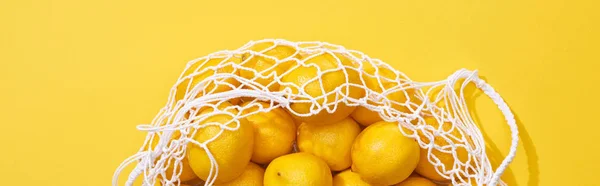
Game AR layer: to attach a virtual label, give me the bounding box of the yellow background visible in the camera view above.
[1,0,598,185]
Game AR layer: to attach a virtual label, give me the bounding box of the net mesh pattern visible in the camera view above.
[113,39,518,186]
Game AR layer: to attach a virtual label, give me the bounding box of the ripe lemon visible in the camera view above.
[291,116,303,127]
[394,175,436,186]
[240,41,300,91]
[159,183,192,186]
[332,170,371,186]
[297,117,361,171]
[241,101,296,164]
[280,52,365,125]
[351,121,420,185]
[137,178,194,186]
[350,62,416,126]
[415,117,469,182]
[215,162,264,186]
[175,57,241,101]
[187,102,254,184]
[183,178,205,186]
[264,152,332,186]
[149,132,198,182]
[134,177,162,186]
[150,103,245,182]
[447,178,479,186]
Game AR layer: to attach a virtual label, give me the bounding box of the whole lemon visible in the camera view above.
[447,178,479,186]
[134,177,162,186]
[350,62,416,126]
[351,121,420,185]
[241,101,296,164]
[187,102,254,184]
[279,52,365,125]
[150,132,198,182]
[264,152,332,186]
[415,117,470,182]
[175,57,241,101]
[240,41,300,91]
[332,169,371,186]
[143,178,193,186]
[297,117,361,171]
[215,162,264,186]
[394,175,436,186]
[183,178,205,186]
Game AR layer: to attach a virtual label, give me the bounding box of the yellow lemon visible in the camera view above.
[240,41,300,91]
[394,175,436,186]
[280,52,365,125]
[215,162,265,186]
[149,132,198,182]
[187,102,254,184]
[351,121,420,185]
[161,153,196,182]
[140,175,197,186]
[137,178,195,186]
[264,152,332,186]
[241,101,296,164]
[332,169,372,186]
[183,178,205,186]
[297,117,361,171]
[447,178,479,186]
[415,117,470,182]
[152,102,246,182]
[351,62,416,126]
[133,178,162,186]
[161,184,192,186]
[175,57,241,101]
[291,115,303,128]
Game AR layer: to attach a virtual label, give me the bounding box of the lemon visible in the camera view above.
[280,52,365,125]
[241,101,296,164]
[141,175,199,186]
[183,178,205,186]
[133,177,162,186]
[394,175,436,186]
[215,162,264,186]
[240,41,300,91]
[447,178,479,186]
[291,115,303,127]
[350,62,415,126]
[297,117,361,171]
[149,132,198,182]
[175,57,241,101]
[161,184,192,186]
[415,117,469,182]
[332,170,371,186]
[351,121,420,185]
[137,178,194,186]
[264,152,332,186]
[163,153,197,182]
[187,102,254,184]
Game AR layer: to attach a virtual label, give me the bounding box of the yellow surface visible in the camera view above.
[0,0,598,185]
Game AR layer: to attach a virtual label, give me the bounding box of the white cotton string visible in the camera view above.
[113,152,146,186]
[472,73,519,186]
[437,69,518,186]
[125,163,143,186]
[113,39,518,186]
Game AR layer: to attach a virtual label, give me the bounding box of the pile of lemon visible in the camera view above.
[156,42,469,186]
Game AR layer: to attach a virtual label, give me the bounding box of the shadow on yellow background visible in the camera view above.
[465,81,540,186]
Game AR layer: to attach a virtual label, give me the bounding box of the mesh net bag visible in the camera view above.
[113,39,518,186]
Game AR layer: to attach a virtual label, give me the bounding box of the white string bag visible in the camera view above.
[113,39,518,186]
